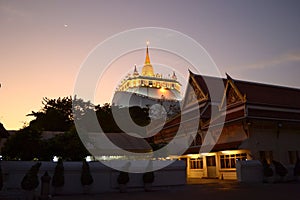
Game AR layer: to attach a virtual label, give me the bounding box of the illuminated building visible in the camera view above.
[153,71,300,181]
[113,43,181,106]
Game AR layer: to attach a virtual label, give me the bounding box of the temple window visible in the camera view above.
[220,153,247,169]
[190,157,203,169]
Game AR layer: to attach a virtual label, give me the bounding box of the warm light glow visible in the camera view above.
[221,150,242,154]
[187,154,202,159]
[146,41,150,46]
[200,152,215,156]
[160,87,166,93]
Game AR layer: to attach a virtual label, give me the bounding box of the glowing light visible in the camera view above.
[221,150,241,154]
[200,152,215,156]
[85,156,93,162]
[53,156,59,162]
[160,87,166,93]
[187,154,202,159]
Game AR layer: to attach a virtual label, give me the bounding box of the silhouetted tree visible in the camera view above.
[0,123,9,138]
[1,96,151,161]
[1,127,42,160]
[47,126,90,161]
[94,104,150,133]
[28,97,73,131]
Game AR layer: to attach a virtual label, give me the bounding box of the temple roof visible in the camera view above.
[234,79,300,109]
[189,70,300,109]
[153,71,300,152]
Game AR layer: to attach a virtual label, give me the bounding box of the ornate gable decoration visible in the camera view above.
[190,76,207,101]
[220,73,246,110]
[183,75,208,108]
[227,87,240,104]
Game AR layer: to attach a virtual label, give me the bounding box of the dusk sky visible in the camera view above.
[1,0,300,130]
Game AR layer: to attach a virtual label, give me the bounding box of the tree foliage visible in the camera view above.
[95,104,150,133]
[1,96,151,161]
[47,126,90,161]
[28,97,73,131]
[1,127,43,160]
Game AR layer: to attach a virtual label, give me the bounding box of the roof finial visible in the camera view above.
[145,41,151,65]
[133,64,139,76]
[226,72,234,82]
[172,71,177,80]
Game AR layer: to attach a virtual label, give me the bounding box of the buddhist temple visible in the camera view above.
[151,70,300,181]
[116,42,181,100]
[112,43,181,109]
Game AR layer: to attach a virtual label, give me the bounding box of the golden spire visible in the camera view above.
[142,41,154,76]
[145,41,151,65]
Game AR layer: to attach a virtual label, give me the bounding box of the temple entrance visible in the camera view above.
[206,156,217,178]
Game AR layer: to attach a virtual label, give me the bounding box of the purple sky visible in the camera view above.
[1,0,300,130]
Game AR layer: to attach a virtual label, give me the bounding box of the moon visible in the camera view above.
[64,24,68,28]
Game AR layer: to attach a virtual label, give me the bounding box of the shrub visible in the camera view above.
[117,171,129,185]
[262,159,273,177]
[0,162,3,191]
[81,160,93,186]
[52,158,64,187]
[272,160,287,177]
[21,162,41,191]
[143,172,154,184]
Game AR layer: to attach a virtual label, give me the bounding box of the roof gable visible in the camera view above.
[188,70,300,109]
[220,74,246,110]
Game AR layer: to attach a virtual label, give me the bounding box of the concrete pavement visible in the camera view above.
[51,179,300,200]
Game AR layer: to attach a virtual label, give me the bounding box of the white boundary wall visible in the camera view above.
[1,160,186,195]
